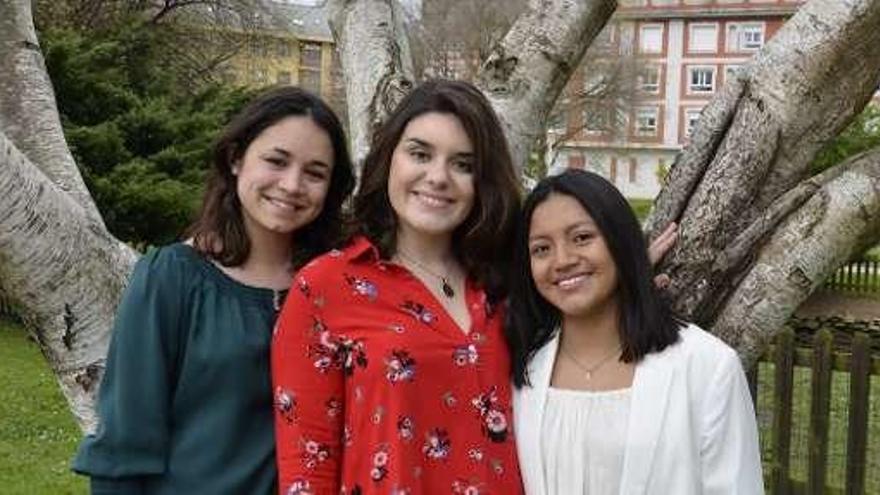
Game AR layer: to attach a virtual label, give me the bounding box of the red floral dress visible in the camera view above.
[272,237,523,495]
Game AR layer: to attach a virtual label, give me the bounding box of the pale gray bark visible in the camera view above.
[645,0,880,351]
[0,129,137,431]
[0,0,104,224]
[476,0,618,172]
[328,0,415,167]
[714,148,880,365]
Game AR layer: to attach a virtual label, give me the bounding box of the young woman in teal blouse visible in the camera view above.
[72,87,355,494]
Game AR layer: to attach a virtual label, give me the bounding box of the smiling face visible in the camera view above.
[233,115,334,241]
[387,112,476,244]
[528,193,619,321]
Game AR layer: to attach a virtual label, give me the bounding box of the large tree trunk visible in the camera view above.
[0,130,137,431]
[644,0,880,361]
[0,0,103,223]
[328,0,415,166]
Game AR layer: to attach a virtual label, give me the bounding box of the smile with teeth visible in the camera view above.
[555,274,590,290]
[265,196,304,211]
[413,191,453,208]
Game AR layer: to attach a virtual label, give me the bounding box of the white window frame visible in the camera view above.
[688,23,718,53]
[639,23,664,54]
[635,107,659,137]
[638,65,661,94]
[684,108,702,138]
[687,65,716,94]
[727,22,765,52]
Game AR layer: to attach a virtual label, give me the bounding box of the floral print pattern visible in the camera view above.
[273,237,523,494]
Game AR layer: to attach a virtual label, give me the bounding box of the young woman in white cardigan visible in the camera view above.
[505,169,764,495]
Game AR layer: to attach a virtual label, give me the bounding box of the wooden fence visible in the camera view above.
[749,327,878,494]
[823,259,880,295]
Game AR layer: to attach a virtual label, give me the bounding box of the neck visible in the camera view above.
[560,300,622,353]
[394,228,456,268]
[240,224,295,279]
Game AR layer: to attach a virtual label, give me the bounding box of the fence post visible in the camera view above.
[845,332,870,495]
[772,327,795,495]
[807,329,833,495]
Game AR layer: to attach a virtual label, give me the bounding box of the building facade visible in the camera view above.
[550,0,805,199]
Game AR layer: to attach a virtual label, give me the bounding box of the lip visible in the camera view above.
[264,195,307,211]
[553,273,591,290]
[412,190,454,207]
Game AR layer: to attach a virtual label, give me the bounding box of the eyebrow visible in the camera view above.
[405,137,474,160]
[528,221,595,241]
[266,147,331,169]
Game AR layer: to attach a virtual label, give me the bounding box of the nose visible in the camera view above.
[424,159,451,187]
[552,244,578,272]
[278,165,305,194]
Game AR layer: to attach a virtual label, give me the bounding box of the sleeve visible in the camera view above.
[272,266,345,495]
[699,348,765,495]
[71,248,186,493]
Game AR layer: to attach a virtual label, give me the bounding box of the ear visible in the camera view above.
[231,159,241,176]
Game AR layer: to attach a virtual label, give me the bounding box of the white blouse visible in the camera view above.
[540,386,632,495]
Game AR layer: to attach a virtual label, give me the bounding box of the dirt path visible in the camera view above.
[795,291,880,321]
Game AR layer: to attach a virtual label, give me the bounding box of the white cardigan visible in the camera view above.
[513,324,765,495]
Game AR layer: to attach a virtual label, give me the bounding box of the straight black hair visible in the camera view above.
[506,169,681,387]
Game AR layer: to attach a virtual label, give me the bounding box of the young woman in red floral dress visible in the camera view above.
[272,80,524,495]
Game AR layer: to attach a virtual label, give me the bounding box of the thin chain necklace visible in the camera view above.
[395,248,456,298]
[559,341,622,381]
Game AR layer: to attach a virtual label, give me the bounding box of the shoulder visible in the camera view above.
[295,237,372,284]
[135,243,202,276]
[651,323,740,375]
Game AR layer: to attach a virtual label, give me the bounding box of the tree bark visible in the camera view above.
[646,0,880,346]
[0,129,137,431]
[0,0,104,224]
[713,148,880,365]
[476,0,618,172]
[328,0,415,167]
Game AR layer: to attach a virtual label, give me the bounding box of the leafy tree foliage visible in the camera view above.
[812,104,880,173]
[41,21,257,246]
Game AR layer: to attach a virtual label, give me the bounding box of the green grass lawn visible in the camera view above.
[0,318,87,494]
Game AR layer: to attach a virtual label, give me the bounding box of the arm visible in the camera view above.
[72,249,185,494]
[699,350,765,494]
[272,270,344,494]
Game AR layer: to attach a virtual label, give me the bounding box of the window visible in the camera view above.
[254,68,268,85]
[300,42,322,68]
[277,40,292,58]
[688,66,716,93]
[635,107,659,137]
[638,66,661,93]
[726,23,765,52]
[688,24,718,53]
[583,105,610,133]
[299,69,321,94]
[277,71,291,85]
[639,24,663,54]
[547,110,567,134]
[684,108,702,138]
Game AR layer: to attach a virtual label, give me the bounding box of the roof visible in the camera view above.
[261,0,333,42]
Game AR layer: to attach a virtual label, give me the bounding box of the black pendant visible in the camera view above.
[441,278,455,298]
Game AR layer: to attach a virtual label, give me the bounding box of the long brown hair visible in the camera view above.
[186,86,355,267]
[351,79,522,302]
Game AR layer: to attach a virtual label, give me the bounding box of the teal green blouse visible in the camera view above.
[73,244,282,494]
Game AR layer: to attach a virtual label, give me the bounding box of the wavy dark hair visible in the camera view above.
[351,79,522,303]
[506,169,681,387]
[185,86,355,267]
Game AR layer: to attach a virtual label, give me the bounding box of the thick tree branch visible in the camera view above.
[476,0,617,172]
[0,0,103,224]
[0,129,137,431]
[649,0,880,321]
[713,147,880,365]
[328,0,415,167]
